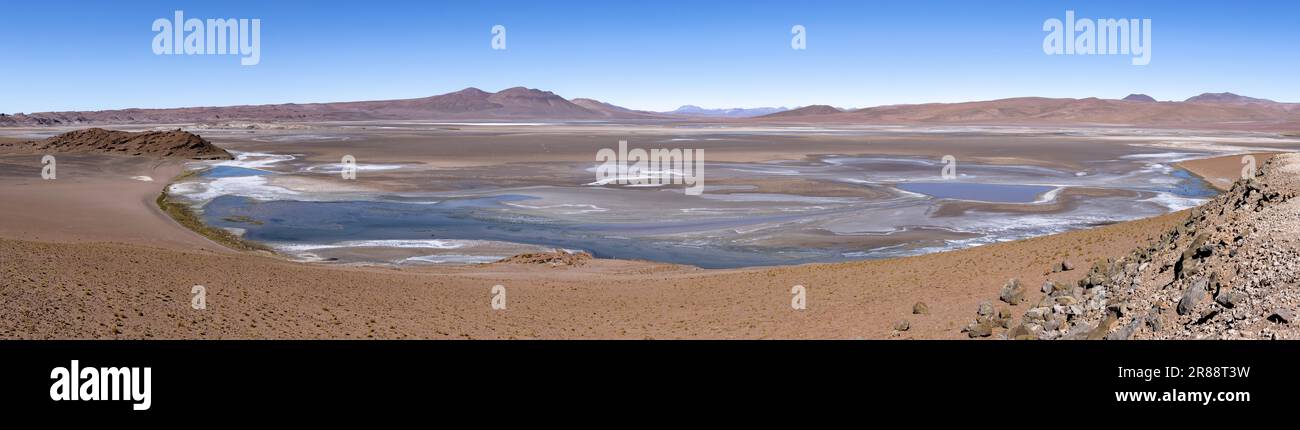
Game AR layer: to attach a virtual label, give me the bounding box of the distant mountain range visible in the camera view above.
[749,92,1300,129]
[659,105,788,118]
[0,87,667,126]
[2,88,1298,130]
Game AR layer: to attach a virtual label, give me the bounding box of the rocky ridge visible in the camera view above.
[963,154,1300,340]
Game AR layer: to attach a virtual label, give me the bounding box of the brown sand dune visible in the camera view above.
[0,128,231,160]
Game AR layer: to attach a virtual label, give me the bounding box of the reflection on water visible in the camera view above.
[202,195,808,268]
[895,182,1056,203]
[201,166,272,178]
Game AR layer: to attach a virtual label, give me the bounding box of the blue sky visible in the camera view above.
[1,0,1297,113]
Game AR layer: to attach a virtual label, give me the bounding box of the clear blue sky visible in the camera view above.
[2,0,1297,113]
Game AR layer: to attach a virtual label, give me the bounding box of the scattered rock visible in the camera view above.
[1213,290,1240,309]
[912,302,929,315]
[966,320,994,338]
[1086,314,1117,340]
[894,320,911,331]
[998,279,1026,305]
[1269,309,1294,324]
[497,250,593,266]
[1024,307,1049,322]
[1177,278,1209,316]
[995,307,1013,328]
[1008,324,1037,340]
[1106,317,1142,340]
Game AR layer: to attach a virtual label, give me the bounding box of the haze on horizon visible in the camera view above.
[2,0,1297,114]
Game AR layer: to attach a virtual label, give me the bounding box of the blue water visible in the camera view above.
[1160,169,1219,198]
[895,182,1055,203]
[202,166,271,178]
[194,166,1221,269]
[201,195,831,269]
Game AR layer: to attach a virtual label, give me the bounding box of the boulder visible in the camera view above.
[1213,290,1239,309]
[1177,278,1209,316]
[966,320,994,338]
[1268,309,1294,324]
[912,302,930,315]
[1086,318,1116,340]
[999,279,1026,305]
[1024,307,1049,322]
[1008,324,1037,340]
[894,320,911,331]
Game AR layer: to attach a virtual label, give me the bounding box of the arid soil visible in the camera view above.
[1177,152,1280,190]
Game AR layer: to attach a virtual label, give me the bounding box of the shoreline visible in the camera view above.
[1175,152,1284,191]
[154,168,274,253]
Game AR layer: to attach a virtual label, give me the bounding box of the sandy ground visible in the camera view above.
[0,154,221,251]
[1177,152,1281,190]
[1,148,1256,339]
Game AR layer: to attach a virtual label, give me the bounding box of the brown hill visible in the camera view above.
[0,87,654,126]
[0,128,232,160]
[7,87,1300,130]
[571,98,666,119]
[1121,94,1157,102]
[746,96,1300,129]
[756,105,843,118]
[1184,92,1275,104]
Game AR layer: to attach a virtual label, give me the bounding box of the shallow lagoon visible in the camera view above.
[895,182,1056,203]
[177,136,1222,268]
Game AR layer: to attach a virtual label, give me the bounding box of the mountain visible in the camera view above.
[734,95,1300,129]
[1122,94,1157,102]
[755,105,843,118]
[662,105,788,118]
[0,128,231,159]
[0,87,653,126]
[5,88,1299,130]
[570,98,667,119]
[1184,92,1275,104]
